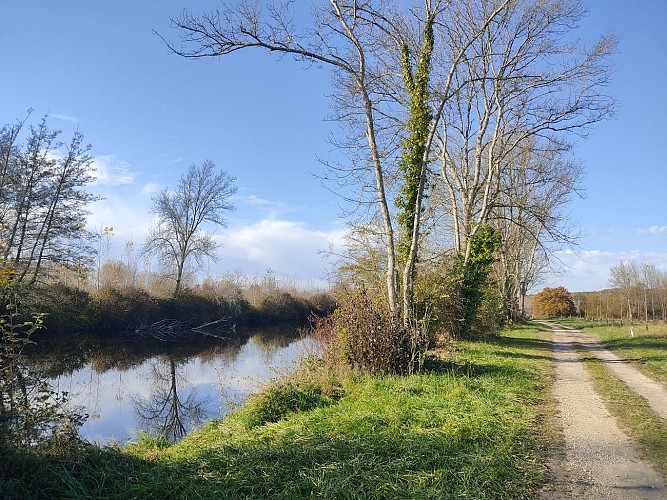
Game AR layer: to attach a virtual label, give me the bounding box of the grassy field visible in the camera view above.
[2,324,557,499]
[559,319,667,386]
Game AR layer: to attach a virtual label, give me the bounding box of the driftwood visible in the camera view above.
[134,318,235,341]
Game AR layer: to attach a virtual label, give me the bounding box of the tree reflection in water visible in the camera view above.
[24,324,310,443]
[133,355,211,442]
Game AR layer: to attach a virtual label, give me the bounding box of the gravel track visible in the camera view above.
[542,323,667,499]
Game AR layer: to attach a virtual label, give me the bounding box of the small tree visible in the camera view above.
[144,161,236,298]
[533,286,576,318]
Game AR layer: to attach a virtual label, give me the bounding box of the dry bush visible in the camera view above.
[311,289,427,375]
[91,286,160,331]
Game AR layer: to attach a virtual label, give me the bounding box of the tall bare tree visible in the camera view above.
[492,138,584,320]
[144,160,236,298]
[162,0,510,326]
[434,0,614,265]
[133,355,210,441]
[417,0,614,327]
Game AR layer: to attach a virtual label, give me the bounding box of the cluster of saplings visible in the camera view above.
[24,281,338,334]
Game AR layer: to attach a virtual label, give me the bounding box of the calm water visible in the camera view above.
[26,325,312,444]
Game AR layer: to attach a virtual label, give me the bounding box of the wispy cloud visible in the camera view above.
[638,225,667,236]
[139,183,162,196]
[239,194,303,219]
[50,113,81,123]
[90,154,135,186]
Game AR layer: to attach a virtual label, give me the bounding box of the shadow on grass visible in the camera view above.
[4,409,541,499]
[602,337,667,352]
[183,418,537,499]
[423,334,554,379]
[1,443,182,500]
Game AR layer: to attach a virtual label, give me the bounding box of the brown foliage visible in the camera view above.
[310,289,427,375]
[533,286,576,318]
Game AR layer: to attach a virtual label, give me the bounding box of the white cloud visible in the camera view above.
[648,225,667,236]
[90,154,135,186]
[239,195,301,218]
[86,195,153,243]
[217,219,345,286]
[50,113,81,123]
[547,249,667,292]
[139,183,162,196]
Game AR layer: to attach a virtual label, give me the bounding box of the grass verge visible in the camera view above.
[576,345,667,481]
[2,324,557,499]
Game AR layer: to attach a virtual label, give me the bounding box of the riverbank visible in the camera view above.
[2,323,557,499]
[26,282,337,334]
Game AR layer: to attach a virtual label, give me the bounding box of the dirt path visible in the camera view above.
[543,322,667,499]
[570,329,667,420]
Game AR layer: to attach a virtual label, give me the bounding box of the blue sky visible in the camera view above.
[2,1,665,292]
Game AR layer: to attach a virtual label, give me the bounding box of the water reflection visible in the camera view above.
[133,355,212,441]
[25,325,310,444]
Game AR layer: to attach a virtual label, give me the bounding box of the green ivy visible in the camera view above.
[395,14,435,264]
[451,227,502,337]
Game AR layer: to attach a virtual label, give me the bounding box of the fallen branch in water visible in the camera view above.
[134,317,234,341]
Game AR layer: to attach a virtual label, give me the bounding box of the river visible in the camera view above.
[26,325,313,444]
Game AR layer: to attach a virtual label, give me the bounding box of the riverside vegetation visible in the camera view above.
[2,322,556,499]
[5,287,667,497]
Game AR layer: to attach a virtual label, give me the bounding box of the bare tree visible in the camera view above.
[133,355,210,441]
[491,138,584,320]
[144,160,236,298]
[0,113,98,286]
[162,0,511,326]
[433,0,614,267]
[609,261,639,335]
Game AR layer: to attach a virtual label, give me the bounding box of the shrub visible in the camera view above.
[91,286,160,331]
[314,289,427,375]
[1,266,87,453]
[305,291,338,317]
[467,283,506,337]
[160,288,220,325]
[253,291,310,323]
[26,283,93,332]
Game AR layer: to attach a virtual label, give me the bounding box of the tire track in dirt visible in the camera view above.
[543,323,667,499]
[566,328,667,421]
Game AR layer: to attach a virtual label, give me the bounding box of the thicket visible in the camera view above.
[25,281,336,334]
[311,288,430,375]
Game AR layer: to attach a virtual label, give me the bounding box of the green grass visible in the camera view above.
[560,319,667,386]
[2,324,557,499]
[576,346,667,481]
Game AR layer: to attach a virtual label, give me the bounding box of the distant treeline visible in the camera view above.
[572,261,667,326]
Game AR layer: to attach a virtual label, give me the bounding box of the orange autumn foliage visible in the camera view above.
[533,286,576,318]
